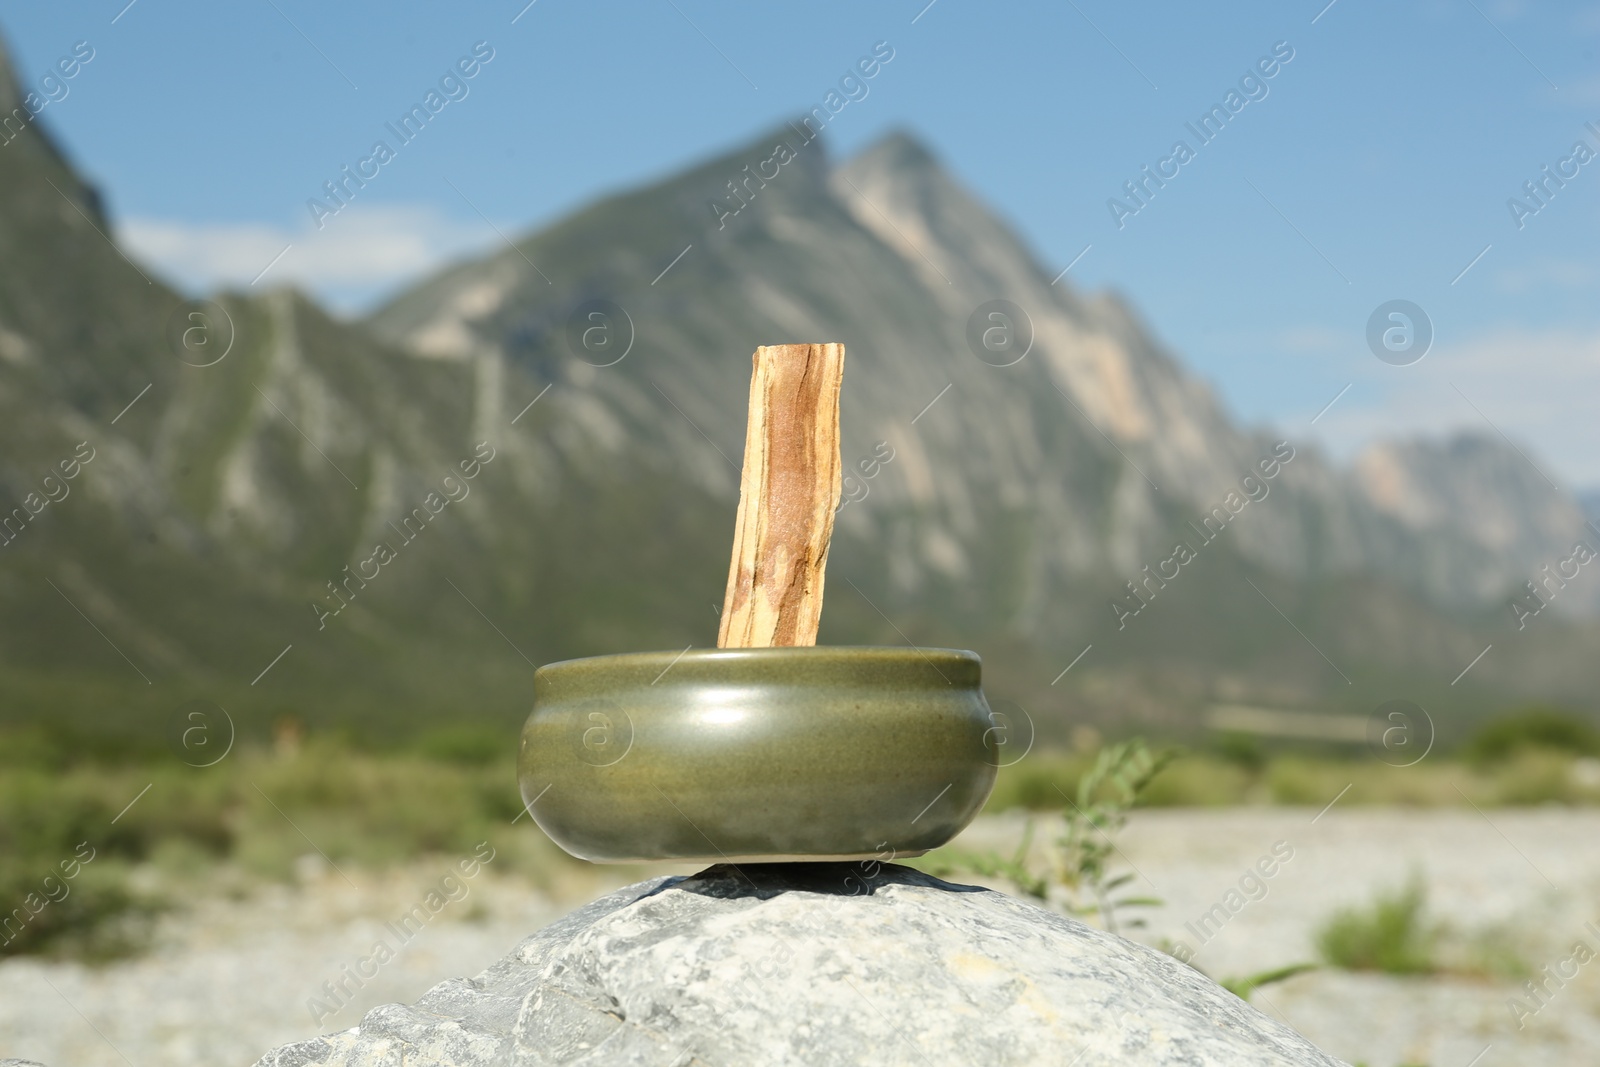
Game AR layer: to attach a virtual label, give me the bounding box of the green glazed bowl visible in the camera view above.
[517,647,998,863]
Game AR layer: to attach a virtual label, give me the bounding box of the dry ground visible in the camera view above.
[2,809,1595,1067]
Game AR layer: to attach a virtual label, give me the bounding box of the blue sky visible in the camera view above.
[4,0,1599,485]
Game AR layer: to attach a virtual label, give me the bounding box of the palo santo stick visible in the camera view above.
[717,343,845,648]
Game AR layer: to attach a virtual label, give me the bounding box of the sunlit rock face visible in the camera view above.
[254,864,1346,1067]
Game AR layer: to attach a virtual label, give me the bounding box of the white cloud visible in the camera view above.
[118,203,498,314]
[1306,327,1600,488]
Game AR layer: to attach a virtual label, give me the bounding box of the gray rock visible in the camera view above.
[255,864,1346,1067]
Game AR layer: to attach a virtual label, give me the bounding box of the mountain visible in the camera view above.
[1352,435,1599,615]
[2,26,1597,750]
[370,129,1597,622]
[0,37,726,744]
[365,123,1600,728]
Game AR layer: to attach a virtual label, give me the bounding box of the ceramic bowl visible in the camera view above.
[517,646,998,862]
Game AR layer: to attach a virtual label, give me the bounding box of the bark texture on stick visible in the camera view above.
[717,343,845,648]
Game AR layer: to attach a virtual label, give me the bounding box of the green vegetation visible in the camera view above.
[1218,962,1319,1001]
[6,706,1594,965]
[931,737,1322,1001]
[1315,876,1438,974]
[1461,707,1600,765]
[925,739,1176,934]
[982,707,1600,813]
[1314,875,1532,981]
[0,728,577,961]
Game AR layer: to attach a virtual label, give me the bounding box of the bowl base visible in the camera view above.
[586,849,931,865]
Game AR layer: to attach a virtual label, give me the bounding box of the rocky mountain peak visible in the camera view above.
[843,128,942,177]
[831,128,1043,298]
[1352,432,1596,609]
[688,120,836,220]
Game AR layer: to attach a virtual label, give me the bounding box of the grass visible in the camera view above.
[1315,876,1438,975]
[1313,875,1534,981]
[1219,962,1319,1000]
[0,729,578,961]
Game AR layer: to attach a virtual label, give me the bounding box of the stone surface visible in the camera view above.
[253,863,1347,1067]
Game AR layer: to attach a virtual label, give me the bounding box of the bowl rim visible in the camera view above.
[532,645,981,685]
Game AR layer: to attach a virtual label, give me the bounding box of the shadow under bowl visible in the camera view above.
[517,647,998,863]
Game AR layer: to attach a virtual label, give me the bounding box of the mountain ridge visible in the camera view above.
[2,31,1597,748]
[370,121,1596,623]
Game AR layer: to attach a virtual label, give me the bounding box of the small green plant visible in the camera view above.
[1053,739,1177,933]
[933,738,1176,934]
[1315,875,1437,974]
[1218,962,1318,1000]
[1162,941,1319,1003]
[940,818,1050,901]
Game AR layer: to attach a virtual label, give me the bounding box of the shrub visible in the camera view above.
[0,732,567,961]
[0,863,162,961]
[1488,748,1578,805]
[410,725,509,765]
[1209,731,1267,771]
[1462,707,1600,766]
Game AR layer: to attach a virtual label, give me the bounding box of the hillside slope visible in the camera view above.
[1,32,1595,746]
[366,121,1600,731]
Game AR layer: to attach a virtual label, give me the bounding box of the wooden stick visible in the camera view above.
[717,343,845,648]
